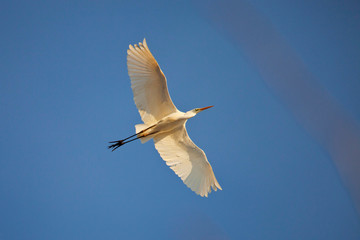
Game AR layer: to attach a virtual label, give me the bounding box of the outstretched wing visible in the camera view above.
[153,124,222,197]
[127,39,178,125]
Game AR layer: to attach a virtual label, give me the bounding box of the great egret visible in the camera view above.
[109,39,222,197]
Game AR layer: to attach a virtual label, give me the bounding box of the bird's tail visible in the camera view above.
[135,123,153,143]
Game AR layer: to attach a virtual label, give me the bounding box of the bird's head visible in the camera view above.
[192,105,214,114]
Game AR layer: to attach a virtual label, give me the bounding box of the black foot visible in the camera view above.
[108,140,125,151]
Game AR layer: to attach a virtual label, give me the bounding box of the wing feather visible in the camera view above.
[127,39,178,125]
[153,124,222,197]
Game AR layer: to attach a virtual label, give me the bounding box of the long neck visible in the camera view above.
[184,110,196,119]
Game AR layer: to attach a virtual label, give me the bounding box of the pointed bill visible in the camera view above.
[198,105,214,111]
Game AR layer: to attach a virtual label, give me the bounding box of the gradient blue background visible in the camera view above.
[1,1,359,239]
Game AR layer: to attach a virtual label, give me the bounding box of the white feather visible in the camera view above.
[127,39,178,125]
[125,39,222,197]
[153,124,222,197]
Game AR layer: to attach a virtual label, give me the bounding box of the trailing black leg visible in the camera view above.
[108,139,126,151]
[108,135,140,151]
[108,130,159,151]
[108,124,157,151]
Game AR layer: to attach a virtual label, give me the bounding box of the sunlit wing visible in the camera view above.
[153,124,222,197]
[127,39,178,125]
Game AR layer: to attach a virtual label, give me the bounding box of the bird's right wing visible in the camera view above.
[153,124,222,197]
[127,39,178,125]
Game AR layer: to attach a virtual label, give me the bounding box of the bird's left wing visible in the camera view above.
[153,124,222,197]
[127,39,178,125]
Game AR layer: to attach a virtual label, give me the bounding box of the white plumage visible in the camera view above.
[127,39,177,124]
[154,125,221,197]
[111,39,221,197]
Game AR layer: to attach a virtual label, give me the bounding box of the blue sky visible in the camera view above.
[1,0,359,239]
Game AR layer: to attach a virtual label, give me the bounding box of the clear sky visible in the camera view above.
[1,0,359,239]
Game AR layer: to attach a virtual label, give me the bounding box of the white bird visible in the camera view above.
[109,39,222,197]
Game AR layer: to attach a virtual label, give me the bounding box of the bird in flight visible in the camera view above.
[109,39,221,197]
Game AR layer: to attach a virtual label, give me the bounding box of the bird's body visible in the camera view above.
[135,110,202,142]
[137,111,188,141]
[109,39,221,197]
